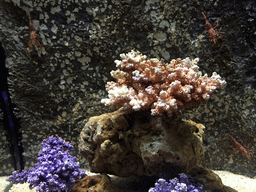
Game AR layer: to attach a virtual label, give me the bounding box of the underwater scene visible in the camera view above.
[0,0,255,192]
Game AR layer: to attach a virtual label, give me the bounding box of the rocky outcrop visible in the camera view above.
[79,108,204,177]
[73,174,119,192]
[188,165,238,192]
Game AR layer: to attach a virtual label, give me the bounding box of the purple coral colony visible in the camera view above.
[7,135,85,192]
[7,50,226,191]
[149,174,203,192]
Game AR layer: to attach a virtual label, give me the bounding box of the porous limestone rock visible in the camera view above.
[188,165,238,192]
[73,174,119,192]
[79,108,204,177]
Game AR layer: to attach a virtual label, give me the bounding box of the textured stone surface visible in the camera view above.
[0,0,255,177]
[189,165,237,192]
[73,174,119,192]
[79,108,204,177]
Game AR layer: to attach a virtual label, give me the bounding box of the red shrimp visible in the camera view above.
[27,12,42,50]
[228,134,250,159]
[202,12,221,44]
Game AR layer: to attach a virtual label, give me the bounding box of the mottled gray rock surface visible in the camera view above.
[0,0,255,178]
[79,108,205,177]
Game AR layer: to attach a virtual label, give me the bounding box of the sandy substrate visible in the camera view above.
[1,170,255,192]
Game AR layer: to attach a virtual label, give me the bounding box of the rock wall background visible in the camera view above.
[0,0,255,177]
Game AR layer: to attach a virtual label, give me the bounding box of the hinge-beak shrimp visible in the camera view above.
[202,12,221,44]
[228,134,250,159]
[27,12,42,50]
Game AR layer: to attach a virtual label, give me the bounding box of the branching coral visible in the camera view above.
[7,135,85,192]
[101,50,226,116]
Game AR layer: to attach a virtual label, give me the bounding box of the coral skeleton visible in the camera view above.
[102,50,226,116]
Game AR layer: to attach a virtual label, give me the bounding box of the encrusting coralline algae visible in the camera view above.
[101,50,226,116]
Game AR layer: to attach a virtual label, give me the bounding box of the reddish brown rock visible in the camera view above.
[73,174,119,192]
[79,108,204,177]
[188,165,238,192]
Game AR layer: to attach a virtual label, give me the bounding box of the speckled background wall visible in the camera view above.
[0,0,255,177]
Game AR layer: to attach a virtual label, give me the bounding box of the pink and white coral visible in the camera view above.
[101,50,226,116]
